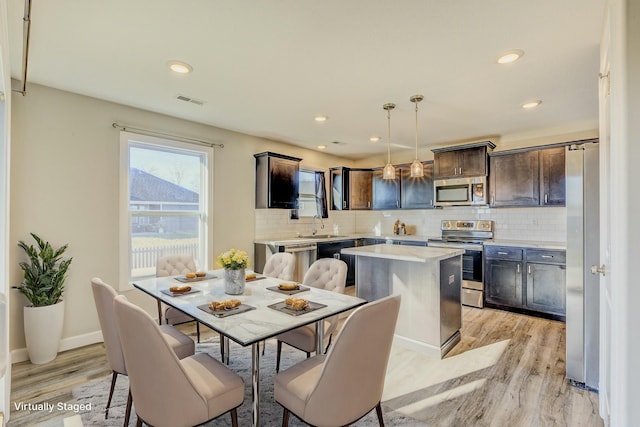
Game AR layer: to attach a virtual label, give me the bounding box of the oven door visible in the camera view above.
[429,240,485,308]
[461,249,483,290]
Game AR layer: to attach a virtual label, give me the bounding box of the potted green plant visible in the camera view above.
[16,233,72,364]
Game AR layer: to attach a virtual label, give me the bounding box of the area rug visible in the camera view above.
[70,338,422,426]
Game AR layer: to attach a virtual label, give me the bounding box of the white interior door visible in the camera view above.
[597,7,612,423]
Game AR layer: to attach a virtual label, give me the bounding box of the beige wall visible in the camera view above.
[8,84,349,354]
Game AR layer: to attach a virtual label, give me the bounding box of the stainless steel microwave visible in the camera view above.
[434,176,487,206]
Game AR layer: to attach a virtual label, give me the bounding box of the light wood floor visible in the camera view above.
[8,303,602,427]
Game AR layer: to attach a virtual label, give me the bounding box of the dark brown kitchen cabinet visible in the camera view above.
[485,245,566,320]
[433,150,460,178]
[526,262,566,316]
[432,142,495,179]
[489,150,540,207]
[540,147,566,206]
[330,167,348,210]
[400,161,435,209]
[489,145,566,208]
[484,246,524,309]
[349,169,373,209]
[317,239,361,285]
[329,167,373,210]
[372,167,401,209]
[254,152,301,209]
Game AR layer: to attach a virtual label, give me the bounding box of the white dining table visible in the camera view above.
[133,269,366,427]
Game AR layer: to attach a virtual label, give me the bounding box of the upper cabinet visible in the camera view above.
[489,145,566,208]
[372,167,401,210]
[330,163,435,210]
[349,169,373,209]
[254,152,302,209]
[400,161,435,209]
[330,167,373,210]
[489,150,540,207]
[540,147,566,206]
[432,141,495,179]
[330,167,349,210]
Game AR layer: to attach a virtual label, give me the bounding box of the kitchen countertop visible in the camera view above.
[485,240,567,250]
[254,233,437,246]
[341,244,464,263]
[255,235,567,250]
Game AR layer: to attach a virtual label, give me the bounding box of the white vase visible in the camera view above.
[224,268,246,295]
[24,300,65,364]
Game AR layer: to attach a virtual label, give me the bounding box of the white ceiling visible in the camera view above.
[7,0,605,159]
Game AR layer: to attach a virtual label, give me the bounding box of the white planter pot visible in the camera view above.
[24,300,64,364]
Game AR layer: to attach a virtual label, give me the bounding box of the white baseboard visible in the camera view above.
[11,330,104,364]
[393,334,442,359]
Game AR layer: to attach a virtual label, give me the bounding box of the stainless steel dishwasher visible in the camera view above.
[254,242,317,282]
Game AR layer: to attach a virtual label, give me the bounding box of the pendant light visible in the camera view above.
[382,103,396,180]
[409,94,424,178]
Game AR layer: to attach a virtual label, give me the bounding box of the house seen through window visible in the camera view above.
[120,132,212,280]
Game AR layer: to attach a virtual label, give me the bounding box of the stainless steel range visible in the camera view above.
[428,220,494,308]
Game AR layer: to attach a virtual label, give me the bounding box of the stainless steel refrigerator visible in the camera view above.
[565,141,600,390]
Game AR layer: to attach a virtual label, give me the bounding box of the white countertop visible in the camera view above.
[254,233,437,246]
[255,235,566,250]
[341,244,464,263]
[485,239,567,250]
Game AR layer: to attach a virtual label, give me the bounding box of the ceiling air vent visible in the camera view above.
[176,94,205,106]
[331,141,346,145]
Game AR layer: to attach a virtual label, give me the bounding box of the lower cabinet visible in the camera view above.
[484,246,566,320]
[485,259,523,308]
[525,262,566,316]
[316,239,361,286]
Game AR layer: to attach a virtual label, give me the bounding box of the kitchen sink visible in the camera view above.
[297,234,346,239]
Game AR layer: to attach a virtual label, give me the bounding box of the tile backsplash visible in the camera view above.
[255,207,566,243]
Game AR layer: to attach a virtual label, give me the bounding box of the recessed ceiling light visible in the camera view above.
[497,49,524,64]
[317,145,327,150]
[314,115,328,122]
[168,60,193,74]
[370,136,381,143]
[522,100,542,109]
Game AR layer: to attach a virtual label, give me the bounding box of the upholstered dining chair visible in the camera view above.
[274,294,401,427]
[262,252,296,281]
[113,294,245,427]
[91,277,195,426]
[156,254,202,342]
[275,257,347,372]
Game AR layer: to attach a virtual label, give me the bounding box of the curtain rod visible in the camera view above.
[112,122,224,148]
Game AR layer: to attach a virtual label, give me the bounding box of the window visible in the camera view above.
[291,169,328,219]
[119,132,212,288]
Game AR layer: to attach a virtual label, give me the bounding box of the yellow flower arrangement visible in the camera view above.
[216,248,249,270]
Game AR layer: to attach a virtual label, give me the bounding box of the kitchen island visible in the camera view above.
[341,244,464,358]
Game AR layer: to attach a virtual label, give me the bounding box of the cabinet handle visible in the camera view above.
[343,200,347,209]
[498,251,508,255]
[459,167,462,175]
[528,265,531,274]
[541,255,553,259]
[396,200,399,208]
[368,201,371,208]
[491,196,495,205]
[517,264,520,273]
[544,194,548,204]
[430,199,433,206]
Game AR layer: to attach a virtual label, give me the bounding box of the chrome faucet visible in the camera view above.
[311,215,324,236]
